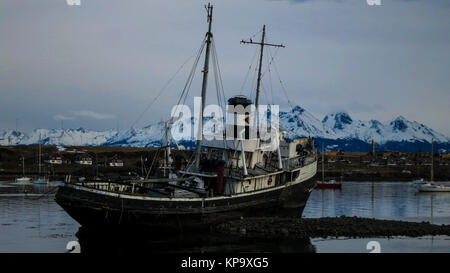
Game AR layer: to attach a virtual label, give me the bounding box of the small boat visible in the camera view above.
[16,177,32,183]
[417,183,450,192]
[412,178,426,188]
[34,177,49,184]
[316,179,342,190]
[33,133,48,184]
[412,178,425,185]
[416,138,449,192]
[15,157,32,183]
[315,143,341,190]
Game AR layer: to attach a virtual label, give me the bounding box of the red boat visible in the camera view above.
[315,180,342,190]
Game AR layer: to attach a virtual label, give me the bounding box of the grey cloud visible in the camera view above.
[53,115,76,121]
[0,0,449,137]
[71,110,115,120]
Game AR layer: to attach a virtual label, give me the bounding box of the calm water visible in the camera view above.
[0,182,78,253]
[303,181,450,225]
[0,180,449,253]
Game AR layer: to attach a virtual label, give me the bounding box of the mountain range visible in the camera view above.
[1,106,449,152]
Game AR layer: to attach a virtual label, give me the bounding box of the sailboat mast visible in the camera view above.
[22,156,25,176]
[322,143,325,183]
[38,133,41,175]
[164,119,172,176]
[141,156,144,177]
[431,138,434,182]
[195,3,213,169]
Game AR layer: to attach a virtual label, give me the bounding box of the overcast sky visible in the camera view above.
[1,0,449,136]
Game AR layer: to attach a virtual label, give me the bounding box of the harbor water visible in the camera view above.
[0,180,449,253]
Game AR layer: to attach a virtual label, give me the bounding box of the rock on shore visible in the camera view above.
[213,216,450,239]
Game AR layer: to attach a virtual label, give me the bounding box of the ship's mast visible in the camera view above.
[431,138,434,182]
[165,119,172,176]
[38,133,41,175]
[241,25,284,123]
[322,143,325,183]
[22,156,25,177]
[195,3,213,169]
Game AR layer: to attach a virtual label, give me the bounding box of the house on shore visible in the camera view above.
[44,155,63,165]
[75,154,93,165]
[108,155,124,167]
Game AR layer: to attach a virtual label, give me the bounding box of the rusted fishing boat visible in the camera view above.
[55,4,317,230]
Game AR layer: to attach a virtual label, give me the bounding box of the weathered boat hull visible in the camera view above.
[55,175,316,230]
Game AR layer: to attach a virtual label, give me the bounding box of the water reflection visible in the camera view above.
[303,182,450,225]
[0,181,78,253]
[313,236,450,253]
[75,226,316,253]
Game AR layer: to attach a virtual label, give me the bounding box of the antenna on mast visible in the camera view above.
[241,25,284,127]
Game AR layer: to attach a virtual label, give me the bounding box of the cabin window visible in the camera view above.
[292,170,300,180]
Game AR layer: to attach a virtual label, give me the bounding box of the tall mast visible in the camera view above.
[22,156,25,176]
[431,138,434,182]
[255,25,266,112]
[241,26,284,123]
[141,156,144,177]
[322,143,325,183]
[165,119,172,175]
[38,133,41,175]
[195,3,213,169]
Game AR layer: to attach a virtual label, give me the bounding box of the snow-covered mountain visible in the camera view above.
[1,106,449,152]
[319,111,449,144]
[0,128,117,146]
[279,106,337,140]
[278,107,449,145]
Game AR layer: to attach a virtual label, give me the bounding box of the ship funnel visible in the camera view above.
[227,96,253,140]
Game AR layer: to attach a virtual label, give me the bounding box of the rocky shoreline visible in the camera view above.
[213,216,450,239]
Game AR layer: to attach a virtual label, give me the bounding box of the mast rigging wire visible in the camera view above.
[143,37,207,176]
[130,45,203,130]
[240,46,259,95]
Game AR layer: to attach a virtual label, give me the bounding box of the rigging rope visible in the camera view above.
[211,37,229,146]
[268,48,294,109]
[266,45,316,123]
[143,37,207,176]
[249,58,259,101]
[211,38,223,110]
[130,46,202,130]
[145,147,161,179]
[212,38,227,108]
[240,46,259,95]
[173,37,207,115]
